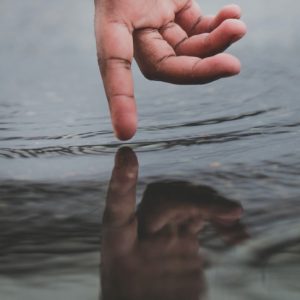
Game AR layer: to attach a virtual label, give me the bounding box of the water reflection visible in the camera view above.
[0,147,299,299]
[101,147,247,300]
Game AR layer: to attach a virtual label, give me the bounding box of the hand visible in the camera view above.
[94,0,246,140]
[101,147,247,300]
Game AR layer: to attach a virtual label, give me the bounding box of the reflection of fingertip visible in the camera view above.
[117,146,134,155]
[115,146,139,171]
[214,206,243,225]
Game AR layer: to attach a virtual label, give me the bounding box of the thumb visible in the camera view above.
[95,15,137,140]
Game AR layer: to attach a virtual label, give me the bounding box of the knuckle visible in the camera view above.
[140,64,162,81]
[97,56,132,74]
[159,21,177,34]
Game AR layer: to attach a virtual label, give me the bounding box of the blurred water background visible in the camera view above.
[0,0,299,299]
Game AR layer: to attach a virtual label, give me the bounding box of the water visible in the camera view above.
[0,0,299,299]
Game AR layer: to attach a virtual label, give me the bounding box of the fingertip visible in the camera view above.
[227,56,241,75]
[221,4,242,19]
[213,5,246,35]
[235,19,247,39]
[109,96,137,141]
[222,19,247,41]
[214,53,241,75]
[113,118,137,141]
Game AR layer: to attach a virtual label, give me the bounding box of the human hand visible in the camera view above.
[94,0,247,140]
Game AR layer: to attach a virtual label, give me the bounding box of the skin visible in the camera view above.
[94,0,247,140]
[101,147,248,300]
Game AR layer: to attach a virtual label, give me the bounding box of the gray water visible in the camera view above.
[0,0,299,299]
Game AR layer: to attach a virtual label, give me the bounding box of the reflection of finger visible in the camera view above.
[150,208,202,234]
[176,3,242,36]
[183,217,205,234]
[142,200,242,234]
[134,30,241,84]
[211,205,243,225]
[95,15,137,140]
[214,222,250,245]
[138,181,244,237]
[105,147,138,228]
[103,147,138,253]
[163,19,246,58]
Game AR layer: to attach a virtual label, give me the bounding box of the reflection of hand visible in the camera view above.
[101,147,246,300]
[94,0,247,140]
[137,181,246,244]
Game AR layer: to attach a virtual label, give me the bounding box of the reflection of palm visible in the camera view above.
[101,147,246,300]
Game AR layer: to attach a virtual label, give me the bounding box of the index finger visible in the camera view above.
[95,16,137,140]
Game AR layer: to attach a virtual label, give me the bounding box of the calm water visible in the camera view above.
[0,0,300,299]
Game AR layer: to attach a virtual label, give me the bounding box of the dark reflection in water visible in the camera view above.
[0,147,299,299]
[101,148,247,300]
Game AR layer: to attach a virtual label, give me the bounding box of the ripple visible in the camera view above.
[0,129,112,142]
[140,107,281,132]
[0,124,296,159]
[0,105,297,160]
[0,107,282,143]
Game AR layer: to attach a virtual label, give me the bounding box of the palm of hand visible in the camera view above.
[95,0,246,140]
